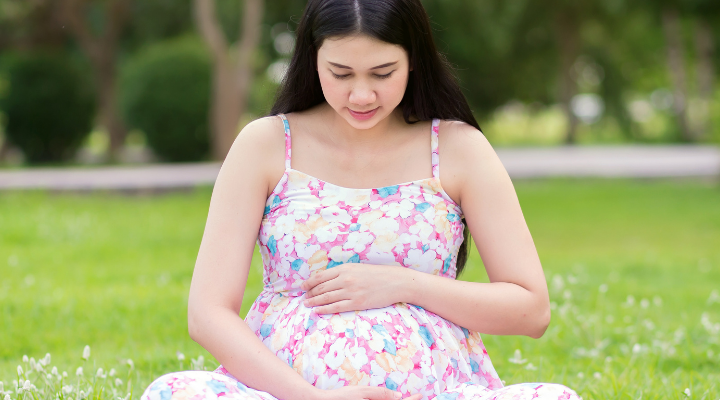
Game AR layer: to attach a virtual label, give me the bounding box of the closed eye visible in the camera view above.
[330,71,395,80]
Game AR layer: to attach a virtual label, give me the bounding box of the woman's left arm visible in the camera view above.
[302,122,550,338]
[404,121,551,338]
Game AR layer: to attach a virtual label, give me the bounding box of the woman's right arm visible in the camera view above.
[187,117,319,400]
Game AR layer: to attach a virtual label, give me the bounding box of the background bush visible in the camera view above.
[0,52,96,163]
[119,37,211,162]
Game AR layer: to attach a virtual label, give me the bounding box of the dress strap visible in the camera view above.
[431,118,440,178]
[278,113,292,169]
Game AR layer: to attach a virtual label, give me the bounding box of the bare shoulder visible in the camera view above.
[437,120,508,206]
[221,115,287,196]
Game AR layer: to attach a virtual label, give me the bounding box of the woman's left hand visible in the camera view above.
[300,264,412,314]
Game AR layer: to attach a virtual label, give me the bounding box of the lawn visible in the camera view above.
[1,179,719,399]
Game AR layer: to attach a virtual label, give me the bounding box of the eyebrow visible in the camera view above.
[328,61,398,70]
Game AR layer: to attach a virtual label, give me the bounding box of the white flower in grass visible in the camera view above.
[46,374,53,380]
[43,354,51,366]
[76,367,83,377]
[22,356,28,363]
[82,346,91,361]
[0,382,4,392]
[63,372,68,378]
[17,366,23,376]
[684,388,691,397]
[176,352,185,361]
[96,368,106,379]
[51,367,58,376]
[524,363,537,371]
[632,344,642,354]
[508,349,527,364]
[62,385,73,394]
[22,380,32,391]
[640,298,650,309]
[108,369,116,377]
[126,360,134,371]
[708,290,720,305]
[576,372,584,379]
[624,295,635,307]
[114,379,122,387]
[4,395,9,400]
[593,372,601,379]
[598,284,608,293]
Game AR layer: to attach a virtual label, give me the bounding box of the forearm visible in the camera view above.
[401,269,550,338]
[188,306,321,400]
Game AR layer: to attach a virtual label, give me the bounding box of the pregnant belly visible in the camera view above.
[243,290,501,390]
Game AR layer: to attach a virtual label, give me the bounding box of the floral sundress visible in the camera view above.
[141,115,580,400]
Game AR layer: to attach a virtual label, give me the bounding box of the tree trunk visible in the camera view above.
[555,11,580,144]
[695,17,714,140]
[61,0,130,161]
[661,7,693,142]
[195,0,264,161]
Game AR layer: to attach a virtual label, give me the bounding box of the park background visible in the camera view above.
[0,0,719,399]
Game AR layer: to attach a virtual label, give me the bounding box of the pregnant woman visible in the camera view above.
[141,0,580,399]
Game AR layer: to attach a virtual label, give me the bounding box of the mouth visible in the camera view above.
[348,107,379,120]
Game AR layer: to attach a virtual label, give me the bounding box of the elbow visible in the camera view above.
[528,302,551,339]
[187,301,205,343]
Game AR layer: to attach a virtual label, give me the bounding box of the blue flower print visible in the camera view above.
[291,259,303,271]
[206,379,227,395]
[267,235,277,256]
[443,254,452,273]
[385,377,398,390]
[418,325,434,347]
[436,393,459,400]
[446,213,461,222]
[383,339,397,356]
[260,324,272,338]
[264,195,282,215]
[415,202,432,212]
[470,358,480,372]
[377,185,399,198]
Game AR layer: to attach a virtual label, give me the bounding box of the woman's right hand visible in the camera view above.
[314,387,423,400]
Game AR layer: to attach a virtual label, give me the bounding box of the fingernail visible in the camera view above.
[395,393,402,399]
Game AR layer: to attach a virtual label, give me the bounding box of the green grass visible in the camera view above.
[1,180,719,399]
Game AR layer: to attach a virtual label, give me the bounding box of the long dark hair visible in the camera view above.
[270,0,477,276]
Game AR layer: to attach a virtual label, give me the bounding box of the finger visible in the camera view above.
[301,267,340,291]
[305,274,345,299]
[313,299,355,314]
[305,288,346,307]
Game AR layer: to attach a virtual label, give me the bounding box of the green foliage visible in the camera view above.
[0,181,719,398]
[119,37,211,162]
[0,52,95,163]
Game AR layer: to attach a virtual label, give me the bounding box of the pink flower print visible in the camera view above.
[324,337,348,369]
[382,199,415,219]
[404,248,442,270]
[343,231,374,253]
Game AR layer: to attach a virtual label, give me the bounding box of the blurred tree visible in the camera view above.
[688,0,718,140]
[0,0,68,50]
[60,0,132,159]
[0,52,95,163]
[119,37,211,162]
[194,0,264,160]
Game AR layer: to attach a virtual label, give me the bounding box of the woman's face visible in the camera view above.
[317,34,410,129]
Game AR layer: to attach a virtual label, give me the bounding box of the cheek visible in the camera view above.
[318,72,346,104]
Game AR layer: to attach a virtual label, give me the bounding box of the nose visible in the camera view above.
[348,81,376,107]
